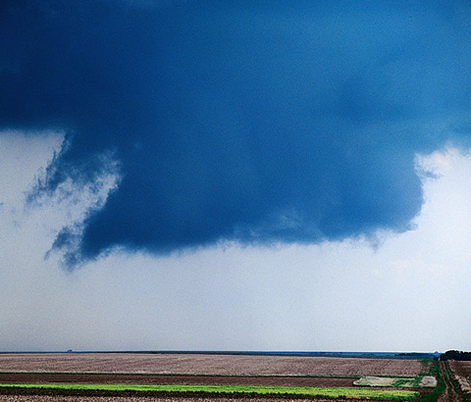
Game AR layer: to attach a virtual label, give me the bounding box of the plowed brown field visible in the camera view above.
[448,361,471,394]
[0,372,355,387]
[0,354,426,377]
[449,361,471,378]
[0,395,360,402]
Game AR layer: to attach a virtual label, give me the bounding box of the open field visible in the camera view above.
[0,354,428,377]
[447,361,471,394]
[448,361,471,379]
[0,372,355,387]
[0,396,372,402]
[0,353,433,402]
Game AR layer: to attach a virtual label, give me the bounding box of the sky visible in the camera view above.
[0,0,470,352]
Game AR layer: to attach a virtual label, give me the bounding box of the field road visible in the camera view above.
[438,361,462,402]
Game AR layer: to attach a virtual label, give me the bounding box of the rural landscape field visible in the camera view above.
[0,352,467,402]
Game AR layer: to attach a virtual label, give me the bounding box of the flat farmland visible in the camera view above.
[0,372,355,387]
[448,360,471,378]
[0,353,427,376]
[0,354,430,402]
[448,360,471,393]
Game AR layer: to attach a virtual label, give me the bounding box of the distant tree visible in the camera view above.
[440,350,471,361]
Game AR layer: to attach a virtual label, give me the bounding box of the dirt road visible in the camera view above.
[438,361,462,402]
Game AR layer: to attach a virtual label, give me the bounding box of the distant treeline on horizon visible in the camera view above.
[439,350,471,361]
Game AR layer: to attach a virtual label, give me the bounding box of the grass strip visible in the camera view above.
[391,378,417,388]
[0,383,419,400]
[419,361,444,402]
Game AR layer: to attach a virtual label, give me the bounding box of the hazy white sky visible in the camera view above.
[1,2,471,354]
[1,131,470,352]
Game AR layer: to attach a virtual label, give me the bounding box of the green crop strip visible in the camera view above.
[391,378,419,388]
[421,360,434,376]
[0,383,419,400]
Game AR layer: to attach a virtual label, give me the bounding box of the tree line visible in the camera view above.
[440,350,471,361]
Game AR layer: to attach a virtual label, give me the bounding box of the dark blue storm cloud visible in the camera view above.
[1,0,470,262]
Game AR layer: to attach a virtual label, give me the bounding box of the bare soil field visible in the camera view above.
[448,361,471,394]
[448,361,471,378]
[0,372,355,387]
[0,354,427,377]
[0,395,361,402]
